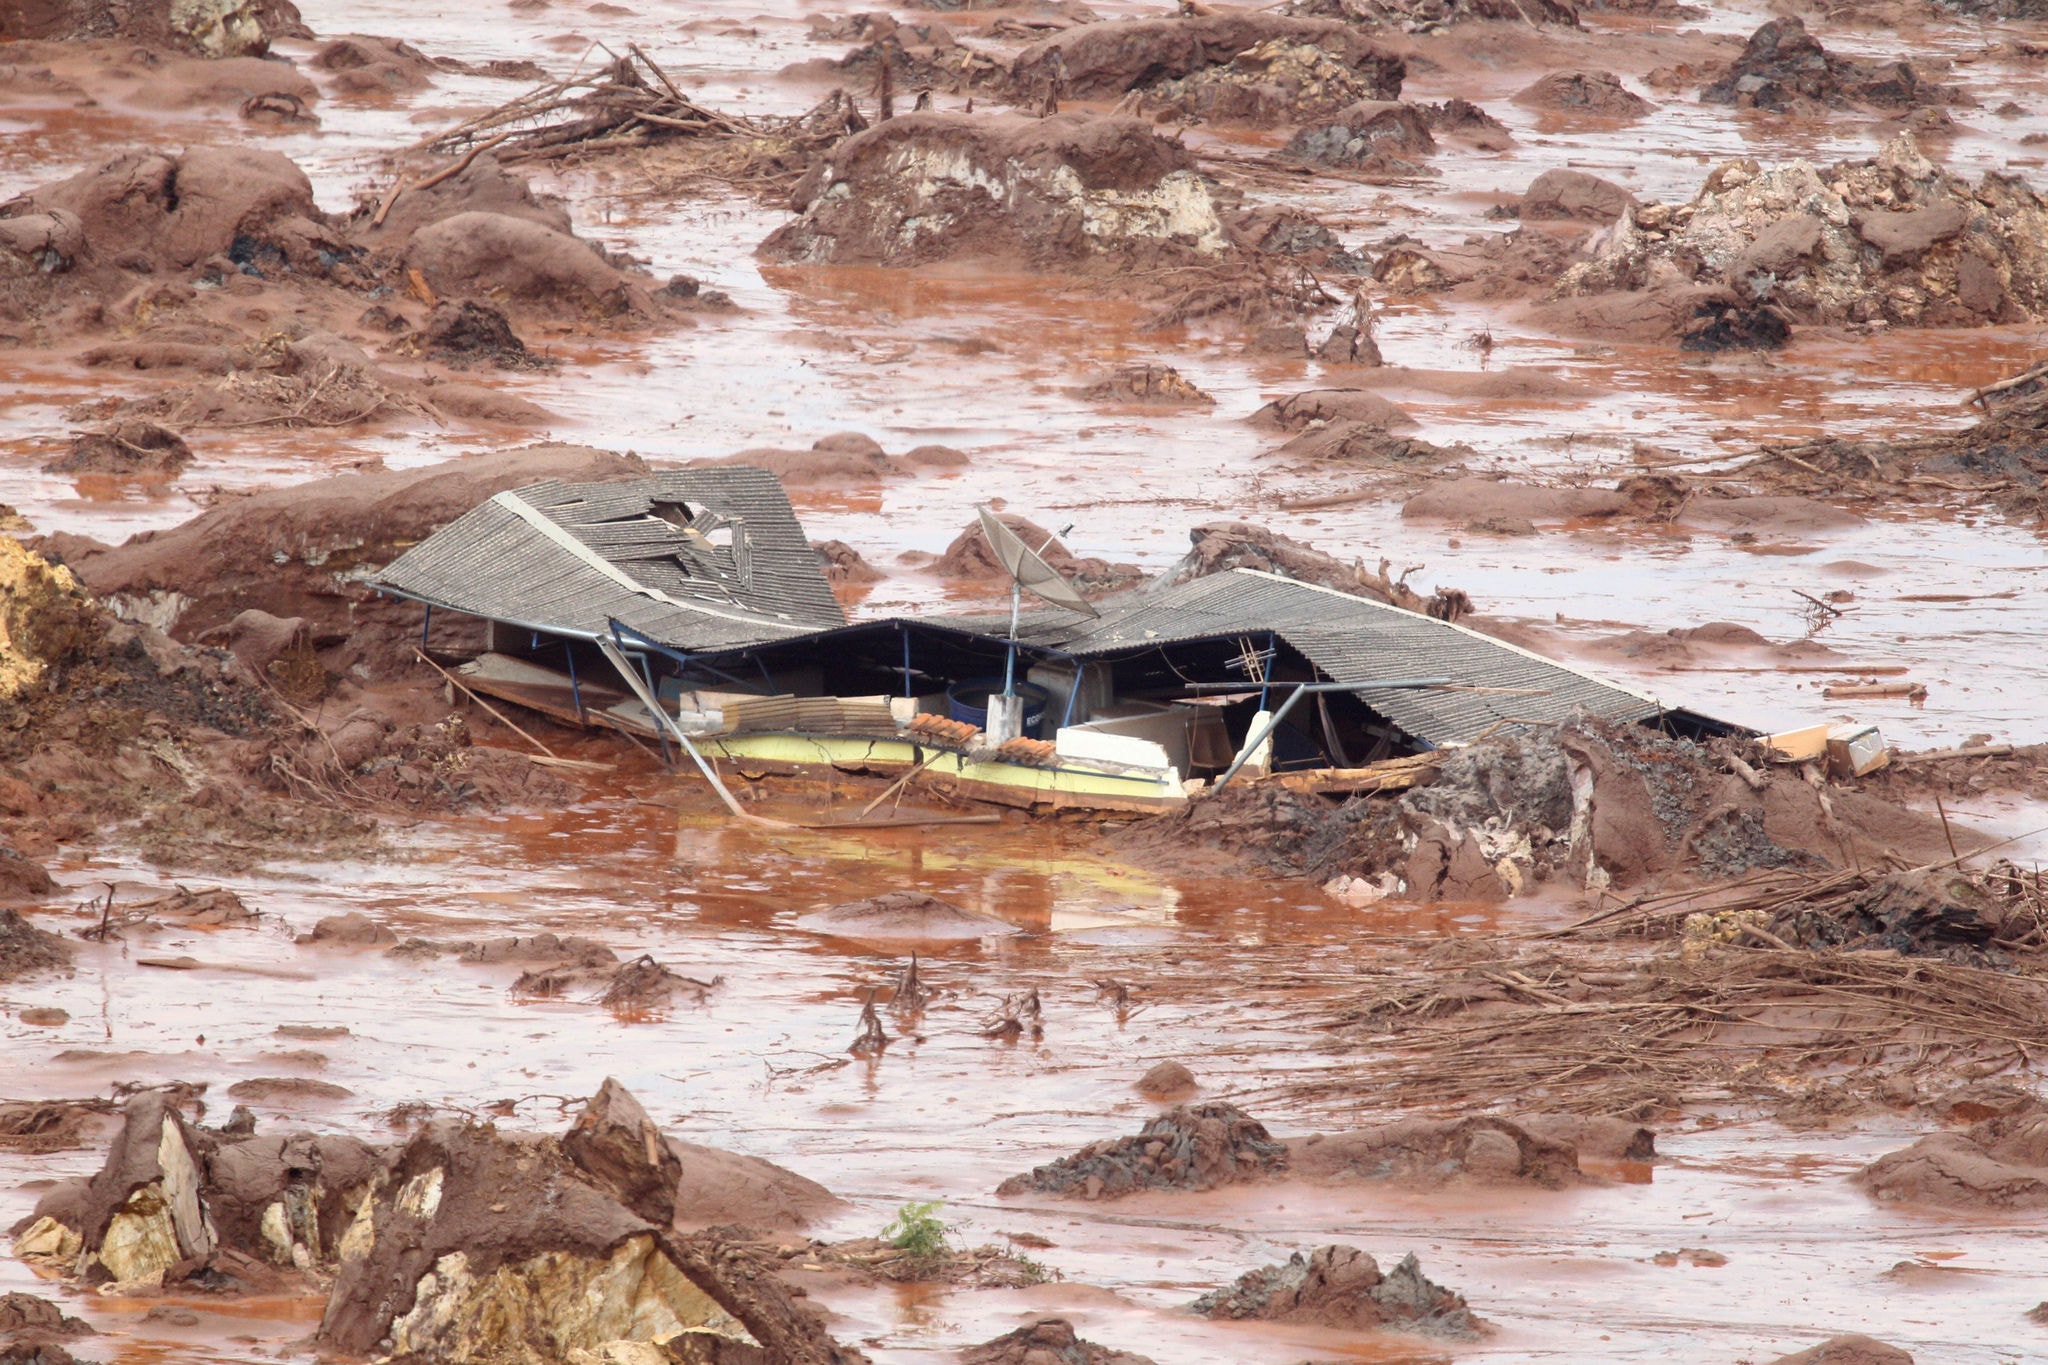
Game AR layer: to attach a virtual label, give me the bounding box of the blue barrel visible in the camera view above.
[945,678,1051,739]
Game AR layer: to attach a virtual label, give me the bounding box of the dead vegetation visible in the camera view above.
[407,45,866,196]
[1260,939,2048,1120]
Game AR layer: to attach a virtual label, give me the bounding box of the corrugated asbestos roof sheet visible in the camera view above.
[1018,570,1664,745]
[369,468,846,651]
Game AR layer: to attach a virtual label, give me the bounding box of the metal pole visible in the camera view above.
[564,641,584,722]
[1002,578,1021,697]
[420,604,432,645]
[901,622,913,699]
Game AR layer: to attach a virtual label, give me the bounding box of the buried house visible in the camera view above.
[369,468,1728,815]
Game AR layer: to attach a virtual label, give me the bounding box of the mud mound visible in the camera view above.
[1116,783,1359,880]
[1136,1060,1198,1098]
[62,443,646,665]
[1771,868,2027,961]
[1521,168,1635,222]
[316,1086,856,1365]
[698,433,966,485]
[0,1290,93,1365]
[814,540,883,584]
[1007,15,1401,111]
[1702,18,1949,113]
[1516,70,1650,117]
[1140,36,1407,126]
[1158,523,1471,620]
[349,153,572,248]
[667,1135,845,1235]
[962,1318,1154,1365]
[46,421,192,480]
[1290,1117,1583,1188]
[0,906,68,978]
[1549,132,2048,333]
[1372,227,1580,301]
[761,113,1227,272]
[313,35,438,95]
[1082,364,1213,405]
[1194,1245,1486,1339]
[1768,1338,1915,1365]
[1272,420,1461,468]
[1250,389,1413,431]
[934,512,1143,594]
[414,300,537,369]
[406,212,644,317]
[1856,1102,2048,1209]
[1,0,294,55]
[1515,1113,1656,1161]
[996,1102,1288,1199]
[796,891,1022,942]
[512,952,712,1010]
[7,146,317,276]
[1286,100,1435,176]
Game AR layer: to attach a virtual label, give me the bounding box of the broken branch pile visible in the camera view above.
[413,45,865,188]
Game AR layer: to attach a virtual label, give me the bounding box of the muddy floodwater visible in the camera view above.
[8,0,2048,1359]
[5,770,2047,1363]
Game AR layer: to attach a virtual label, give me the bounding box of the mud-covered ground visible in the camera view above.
[8,0,2048,1360]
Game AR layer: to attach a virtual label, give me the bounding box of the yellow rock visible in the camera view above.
[387,1234,757,1365]
[0,538,94,702]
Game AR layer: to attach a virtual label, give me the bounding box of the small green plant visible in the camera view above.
[881,1200,949,1260]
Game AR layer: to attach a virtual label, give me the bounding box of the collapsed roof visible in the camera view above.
[371,469,848,652]
[1017,570,1666,746]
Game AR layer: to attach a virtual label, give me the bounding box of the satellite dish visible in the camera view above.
[976,507,1100,619]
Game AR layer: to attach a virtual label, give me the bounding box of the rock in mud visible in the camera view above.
[562,1079,681,1226]
[814,540,883,585]
[1701,18,1949,113]
[0,1291,94,1365]
[45,422,192,480]
[349,153,572,248]
[961,1318,1154,1365]
[1548,132,2048,335]
[19,1086,376,1289]
[1520,169,1635,222]
[415,300,537,369]
[316,1088,856,1365]
[1855,1102,2048,1209]
[996,1103,1288,1199]
[761,113,1229,272]
[1290,1116,1582,1188]
[934,514,1142,595]
[1767,1337,1915,1365]
[0,0,297,56]
[514,954,713,1011]
[1250,389,1413,432]
[1516,70,1650,118]
[1135,1060,1198,1099]
[795,892,1022,942]
[0,906,68,977]
[1193,1244,1487,1339]
[1007,15,1402,116]
[1514,1114,1656,1161]
[1081,364,1213,405]
[0,540,100,704]
[1285,101,1436,176]
[1138,35,1406,126]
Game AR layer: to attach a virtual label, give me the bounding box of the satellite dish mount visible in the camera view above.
[976,507,1099,745]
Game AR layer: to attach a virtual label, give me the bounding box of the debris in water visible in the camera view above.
[1193,1244,1489,1339]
